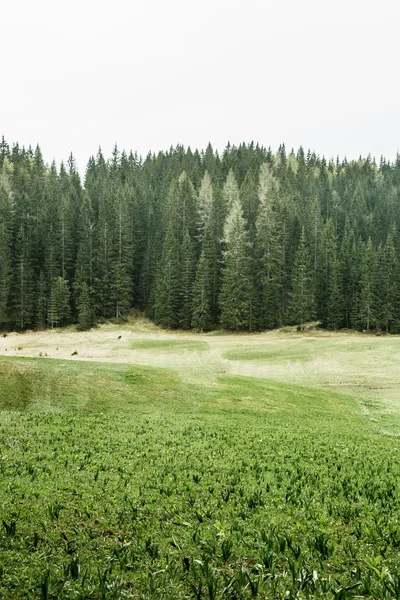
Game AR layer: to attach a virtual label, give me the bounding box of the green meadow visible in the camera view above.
[1,346,400,600]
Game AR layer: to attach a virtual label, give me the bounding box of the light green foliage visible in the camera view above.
[255,163,284,328]
[197,170,213,241]
[1,355,400,598]
[219,189,251,330]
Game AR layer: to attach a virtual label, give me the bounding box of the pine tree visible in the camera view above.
[74,192,95,307]
[191,250,212,331]
[376,233,398,331]
[354,238,377,331]
[288,227,315,327]
[255,163,284,329]
[219,196,251,330]
[110,185,133,318]
[326,256,343,330]
[0,172,13,324]
[222,169,240,214]
[35,271,47,329]
[202,186,225,324]
[13,223,34,330]
[178,229,196,328]
[154,224,180,328]
[47,277,71,329]
[316,218,340,327]
[77,282,93,330]
[196,171,213,242]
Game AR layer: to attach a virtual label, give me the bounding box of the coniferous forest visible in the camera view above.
[1,137,400,333]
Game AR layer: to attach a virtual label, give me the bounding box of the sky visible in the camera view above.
[2,0,400,172]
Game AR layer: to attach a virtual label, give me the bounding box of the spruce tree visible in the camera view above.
[326,256,343,330]
[110,185,133,318]
[191,250,212,331]
[47,277,71,329]
[0,172,13,324]
[13,223,34,330]
[77,282,93,330]
[219,196,251,330]
[354,238,377,331]
[179,229,196,328]
[288,227,315,327]
[255,163,283,329]
[35,271,47,330]
[154,224,180,328]
[222,169,240,215]
[196,170,213,242]
[376,233,398,331]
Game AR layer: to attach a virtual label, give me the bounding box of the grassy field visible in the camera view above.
[1,324,400,598]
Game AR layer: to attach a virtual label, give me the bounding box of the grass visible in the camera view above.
[1,354,400,598]
[129,339,209,352]
[224,342,312,362]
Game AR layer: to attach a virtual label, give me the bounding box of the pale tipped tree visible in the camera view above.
[219,196,251,330]
[196,170,213,242]
[255,163,284,329]
[191,250,212,332]
[164,171,197,244]
[288,227,315,327]
[222,169,240,215]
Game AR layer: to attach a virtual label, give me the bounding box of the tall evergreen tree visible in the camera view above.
[354,238,377,331]
[196,170,213,242]
[219,196,251,330]
[110,185,133,318]
[0,172,13,324]
[288,227,315,327]
[191,250,212,331]
[376,233,398,331]
[13,223,34,330]
[154,223,180,328]
[77,282,94,330]
[326,256,343,330]
[178,229,196,328]
[255,163,284,329]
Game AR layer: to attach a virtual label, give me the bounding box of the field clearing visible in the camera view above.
[1,319,400,407]
[2,323,400,597]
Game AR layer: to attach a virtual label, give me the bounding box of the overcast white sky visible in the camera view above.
[2,0,400,172]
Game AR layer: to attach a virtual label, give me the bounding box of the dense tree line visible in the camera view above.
[1,137,400,332]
